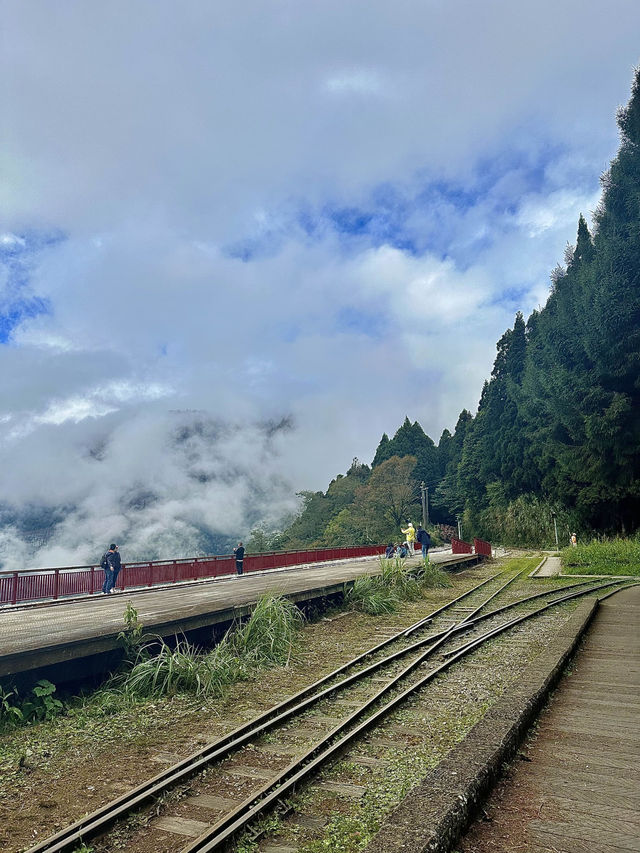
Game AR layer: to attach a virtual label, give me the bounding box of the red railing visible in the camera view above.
[451,537,473,554]
[0,545,384,606]
[473,537,492,557]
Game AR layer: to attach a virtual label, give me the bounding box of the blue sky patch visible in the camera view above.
[0,230,63,343]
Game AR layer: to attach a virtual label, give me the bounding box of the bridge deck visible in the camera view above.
[0,551,479,678]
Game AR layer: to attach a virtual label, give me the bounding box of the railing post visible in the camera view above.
[53,569,59,600]
[148,562,153,587]
[91,565,96,594]
[11,572,18,605]
[172,560,178,583]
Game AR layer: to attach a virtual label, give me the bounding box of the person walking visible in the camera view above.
[416,525,431,561]
[401,521,415,555]
[233,542,245,576]
[101,544,121,594]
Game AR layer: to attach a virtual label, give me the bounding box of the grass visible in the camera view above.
[120,593,304,700]
[560,538,640,576]
[346,557,451,615]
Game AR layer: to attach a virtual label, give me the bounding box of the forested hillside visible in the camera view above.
[258,67,640,550]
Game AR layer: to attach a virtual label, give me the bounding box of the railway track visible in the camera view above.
[27,570,635,853]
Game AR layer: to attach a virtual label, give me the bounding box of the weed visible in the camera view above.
[346,558,426,615]
[346,576,399,615]
[123,638,241,699]
[21,680,64,723]
[0,686,23,728]
[117,603,146,663]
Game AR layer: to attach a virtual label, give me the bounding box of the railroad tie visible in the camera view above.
[185,793,241,811]
[350,753,385,768]
[150,751,182,764]
[313,781,366,798]
[226,764,277,780]
[155,816,212,838]
[255,741,299,755]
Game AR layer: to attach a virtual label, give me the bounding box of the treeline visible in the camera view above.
[252,67,640,550]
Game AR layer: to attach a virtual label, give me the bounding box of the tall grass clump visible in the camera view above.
[561,537,640,576]
[346,557,427,615]
[415,560,452,589]
[346,575,399,615]
[230,593,303,666]
[380,557,423,600]
[123,638,244,699]
[120,594,304,700]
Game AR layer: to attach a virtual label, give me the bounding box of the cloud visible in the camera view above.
[0,1,638,566]
[323,68,388,96]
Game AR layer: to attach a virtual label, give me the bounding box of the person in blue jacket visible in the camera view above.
[101,544,122,594]
[415,526,431,561]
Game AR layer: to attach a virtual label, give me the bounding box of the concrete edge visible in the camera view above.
[528,556,547,577]
[365,596,599,853]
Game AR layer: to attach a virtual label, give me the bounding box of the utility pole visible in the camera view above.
[420,482,429,529]
[456,515,462,540]
[551,511,559,549]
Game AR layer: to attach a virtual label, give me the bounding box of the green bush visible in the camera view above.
[346,556,433,615]
[561,538,640,576]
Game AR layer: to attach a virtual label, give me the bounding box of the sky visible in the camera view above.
[1,1,639,567]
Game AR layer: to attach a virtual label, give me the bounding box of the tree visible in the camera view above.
[351,455,419,542]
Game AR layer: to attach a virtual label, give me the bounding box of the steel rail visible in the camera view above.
[442,578,640,659]
[184,578,635,853]
[26,571,505,853]
[28,571,605,853]
[28,572,613,853]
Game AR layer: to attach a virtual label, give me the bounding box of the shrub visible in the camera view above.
[0,686,23,729]
[561,538,640,576]
[21,680,64,722]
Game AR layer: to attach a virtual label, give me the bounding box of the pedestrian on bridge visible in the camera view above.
[101,544,121,594]
[233,542,245,576]
[416,525,431,561]
[401,521,415,555]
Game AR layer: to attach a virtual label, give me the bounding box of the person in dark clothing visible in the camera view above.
[233,542,245,576]
[101,544,122,594]
[385,543,394,559]
[415,526,431,561]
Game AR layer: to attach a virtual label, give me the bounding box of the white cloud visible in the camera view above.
[323,68,387,96]
[0,1,638,566]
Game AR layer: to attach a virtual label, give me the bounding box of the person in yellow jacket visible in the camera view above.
[401,521,415,555]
